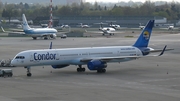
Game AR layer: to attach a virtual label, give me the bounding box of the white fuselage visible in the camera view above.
[168,26,174,30]
[11,46,143,67]
[110,24,120,29]
[81,25,90,28]
[100,27,116,34]
[139,26,145,29]
[24,28,57,37]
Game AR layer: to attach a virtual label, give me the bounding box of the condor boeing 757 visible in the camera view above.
[11,20,168,77]
[22,14,57,40]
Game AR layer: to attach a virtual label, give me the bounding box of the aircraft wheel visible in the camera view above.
[77,68,86,72]
[27,73,32,77]
[82,68,86,72]
[97,69,101,73]
[102,69,106,73]
[97,69,106,73]
[77,68,81,72]
[32,37,37,40]
[44,37,48,40]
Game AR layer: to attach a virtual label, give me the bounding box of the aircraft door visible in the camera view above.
[30,52,39,63]
[56,52,59,60]
[30,53,34,62]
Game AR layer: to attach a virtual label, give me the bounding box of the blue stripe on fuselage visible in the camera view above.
[24,29,57,34]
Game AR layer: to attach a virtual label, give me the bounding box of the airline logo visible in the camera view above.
[34,52,56,60]
[143,31,149,40]
[23,22,27,26]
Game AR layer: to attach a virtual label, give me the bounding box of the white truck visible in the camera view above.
[60,34,67,39]
[0,69,13,77]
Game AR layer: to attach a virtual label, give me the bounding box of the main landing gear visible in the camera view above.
[24,66,32,77]
[32,37,37,40]
[77,65,85,72]
[97,69,106,73]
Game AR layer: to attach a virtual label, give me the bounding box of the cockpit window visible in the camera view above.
[15,56,25,59]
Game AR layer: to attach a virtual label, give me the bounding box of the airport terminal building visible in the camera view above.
[55,16,168,28]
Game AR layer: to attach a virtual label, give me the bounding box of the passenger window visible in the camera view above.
[15,56,25,59]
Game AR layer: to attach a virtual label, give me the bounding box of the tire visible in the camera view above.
[82,68,86,72]
[27,73,32,77]
[10,73,13,77]
[32,37,37,40]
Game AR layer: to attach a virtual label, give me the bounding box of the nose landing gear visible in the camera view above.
[25,66,32,77]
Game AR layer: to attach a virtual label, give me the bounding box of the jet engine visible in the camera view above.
[87,60,107,70]
[51,64,69,69]
[50,34,57,39]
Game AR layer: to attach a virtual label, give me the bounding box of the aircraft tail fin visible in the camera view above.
[133,20,154,47]
[22,14,31,30]
[1,26,5,32]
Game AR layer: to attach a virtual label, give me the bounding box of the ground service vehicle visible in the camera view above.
[0,69,13,77]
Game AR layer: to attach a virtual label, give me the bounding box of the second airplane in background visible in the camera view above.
[22,14,57,40]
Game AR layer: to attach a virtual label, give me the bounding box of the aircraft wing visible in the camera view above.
[1,27,24,33]
[80,56,140,63]
[158,27,179,30]
[80,45,167,63]
[40,33,56,36]
[9,28,24,32]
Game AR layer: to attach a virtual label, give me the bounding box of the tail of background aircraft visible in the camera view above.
[133,20,154,47]
[22,14,31,31]
[1,26,5,32]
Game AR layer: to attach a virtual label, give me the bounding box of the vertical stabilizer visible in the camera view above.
[22,14,31,30]
[1,26,5,32]
[133,20,154,47]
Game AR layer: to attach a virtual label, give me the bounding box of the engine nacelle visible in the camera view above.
[51,64,69,69]
[87,60,107,70]
[50,34,57,39]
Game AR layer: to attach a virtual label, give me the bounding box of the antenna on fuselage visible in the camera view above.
[49,42,52,49]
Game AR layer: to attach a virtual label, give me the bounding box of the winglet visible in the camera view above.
[1,26,5,32]
[159,45,167,56]
[49,42,52,49]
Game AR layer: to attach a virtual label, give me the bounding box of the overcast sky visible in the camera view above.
[86,0,179,3]
[1,0,179,4]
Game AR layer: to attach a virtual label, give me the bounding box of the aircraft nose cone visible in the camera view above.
[10,60,16,66]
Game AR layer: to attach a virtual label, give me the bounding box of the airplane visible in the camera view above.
[60,24,70,28]
[79,23,90,28]
[139,23,145,29]
[106,21,120,30]
[22,14,57,40]
[86,22,120,36]
[159,25,176,30]
[11,20,171,77]
[98,22,116,35]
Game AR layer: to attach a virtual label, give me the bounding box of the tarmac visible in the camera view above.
[0,29,180,101]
